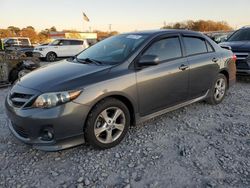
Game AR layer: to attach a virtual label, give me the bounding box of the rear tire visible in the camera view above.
[9,69,18,84]
[46,52,57,62]
[206,73,227,105]
[84,98,130,149]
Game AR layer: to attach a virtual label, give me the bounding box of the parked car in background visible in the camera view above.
[205,32,233,44]
[34,39,89,62]
[3,37,32,47]
[3,37,35,57]
[0,48,40,87]
[220,26,250,75]
[213,33,231,43]
[5,30,236,151]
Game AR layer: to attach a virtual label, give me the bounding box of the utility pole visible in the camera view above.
[109,24,112,33]
[163,21,166,28]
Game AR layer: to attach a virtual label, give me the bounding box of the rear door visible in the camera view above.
[57,40,71,57]
[182,35,219,99]
[136,35,189,116]
[69,40,85,56]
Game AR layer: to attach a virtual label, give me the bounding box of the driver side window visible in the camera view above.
[143,37,182,62]
[59,40,71,46]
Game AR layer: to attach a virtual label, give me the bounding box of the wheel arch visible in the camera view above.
[219,69,229,89]
[85,94,136,128]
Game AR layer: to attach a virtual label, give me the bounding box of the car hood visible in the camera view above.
[220,41,250,52]
[17,60,112,93]
[34,45,49,50]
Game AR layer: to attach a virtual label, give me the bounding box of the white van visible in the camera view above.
[34,39,89,62]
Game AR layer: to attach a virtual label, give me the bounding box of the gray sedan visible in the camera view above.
[5,29,236,151]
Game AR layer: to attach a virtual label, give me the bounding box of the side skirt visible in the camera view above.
[135,90,209,124]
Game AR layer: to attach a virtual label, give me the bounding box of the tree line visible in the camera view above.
[162,20,233,32]
[0,26,57,44]
[0,20,233,44]
[0,26,119,44]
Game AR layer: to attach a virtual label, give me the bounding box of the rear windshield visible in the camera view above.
[18,39,30,45]
[227,29,250,42]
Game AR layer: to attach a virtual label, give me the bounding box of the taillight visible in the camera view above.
[232,54,237,62]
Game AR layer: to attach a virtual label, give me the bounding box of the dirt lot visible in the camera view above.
[0,80,250,188]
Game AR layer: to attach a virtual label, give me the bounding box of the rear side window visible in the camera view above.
[144,37,182,61]
[18,39,29,46]
[183,37,207,56]
[70,40,83,45]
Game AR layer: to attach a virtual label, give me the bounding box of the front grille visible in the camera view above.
[234,52,250,70]
[234,52,249,60]
[12,123,29,138]
[236,59,250,70]
[9,92,34,108]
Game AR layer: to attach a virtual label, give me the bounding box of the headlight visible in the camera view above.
[35,48,45,51]
[33,90,82,108]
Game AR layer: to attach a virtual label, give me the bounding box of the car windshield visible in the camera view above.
[76,34,149,65]
[49,39,60,46]
[227,28,250,42]
[3,38,9,43]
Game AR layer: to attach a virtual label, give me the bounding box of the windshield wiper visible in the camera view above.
[75,57,102,65]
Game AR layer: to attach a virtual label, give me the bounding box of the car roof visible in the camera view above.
[55,38,84,41]
[122,29,203,37]
[5,37,29,39]
[241,26,250,29]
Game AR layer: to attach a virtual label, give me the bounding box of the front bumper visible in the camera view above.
[5,85,91,151]
[33,50,45,58]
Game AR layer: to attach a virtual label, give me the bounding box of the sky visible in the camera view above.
[1,0,250,32]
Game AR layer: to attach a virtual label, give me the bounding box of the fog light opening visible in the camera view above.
[41,129,54,141]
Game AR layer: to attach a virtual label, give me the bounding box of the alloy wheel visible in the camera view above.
[94,107,126,144]
[214,78,226,101]
[48,53,56,61]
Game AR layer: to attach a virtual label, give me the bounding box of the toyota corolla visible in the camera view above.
[5,30,236,151]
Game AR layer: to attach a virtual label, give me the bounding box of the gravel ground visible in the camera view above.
[0,80,250,188]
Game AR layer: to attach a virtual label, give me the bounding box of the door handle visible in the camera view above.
[212,57,219,62]
[179,64,189,71]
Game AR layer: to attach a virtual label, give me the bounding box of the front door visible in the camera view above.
[136,36,189,116]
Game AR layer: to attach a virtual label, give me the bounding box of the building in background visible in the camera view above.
[49,31,97,45]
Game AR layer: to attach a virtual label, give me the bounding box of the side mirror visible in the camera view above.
[220,45,232,51]
[138,55,160,66]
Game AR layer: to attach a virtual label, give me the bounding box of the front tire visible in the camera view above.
[18,69,31,78]
[46,52,57,62]
[84,98,130,149]
[9,69,19,84]
[206,73,227,105]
